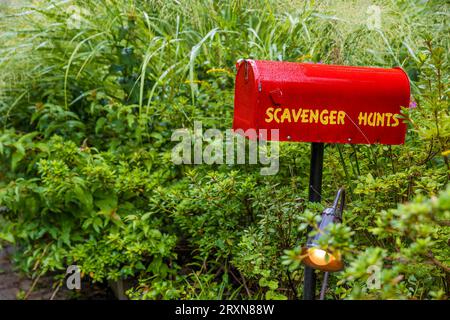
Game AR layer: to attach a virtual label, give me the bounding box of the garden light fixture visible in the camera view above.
[301,188,346,272]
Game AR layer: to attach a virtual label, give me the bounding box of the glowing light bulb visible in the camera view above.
[308,248,332,266]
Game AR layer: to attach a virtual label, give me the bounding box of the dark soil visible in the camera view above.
[0,245,115,300]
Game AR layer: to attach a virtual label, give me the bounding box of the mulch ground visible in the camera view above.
[0,245,115,300]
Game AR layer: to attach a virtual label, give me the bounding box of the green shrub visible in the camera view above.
[0,0,448,299]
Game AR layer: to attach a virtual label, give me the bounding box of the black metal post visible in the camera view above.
[308,143,324,203]
[303,142,324,300]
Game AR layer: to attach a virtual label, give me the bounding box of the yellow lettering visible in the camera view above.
[385,113,392,127]
[265,107,274,123]
[292,108,302,122]
[376,113,385,127]
[281,108,291,123]
[301,109,310,123]
[368,113,376,126]
[274,108,281,123]
[310,109,319,123]
[392,113,400,127]
[358,112,367,126]
[266,108,362,126]
[329,110,337,125]
[320,110,329,125]
[337,111,345,125]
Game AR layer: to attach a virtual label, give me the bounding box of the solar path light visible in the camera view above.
[301,187,345,272]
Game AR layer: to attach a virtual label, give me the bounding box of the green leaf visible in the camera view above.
[11,150,25,171]
[265,290,287,300]
[95,117,107,134]
[95,195,118,212]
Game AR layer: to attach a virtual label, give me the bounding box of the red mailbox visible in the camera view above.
[233,59,410,145]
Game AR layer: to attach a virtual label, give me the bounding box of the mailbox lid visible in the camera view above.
[233,59,410,145]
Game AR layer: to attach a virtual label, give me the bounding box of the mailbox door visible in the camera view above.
[232,60,260,139]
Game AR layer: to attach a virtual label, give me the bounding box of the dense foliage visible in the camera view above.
[0,0,448,299]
